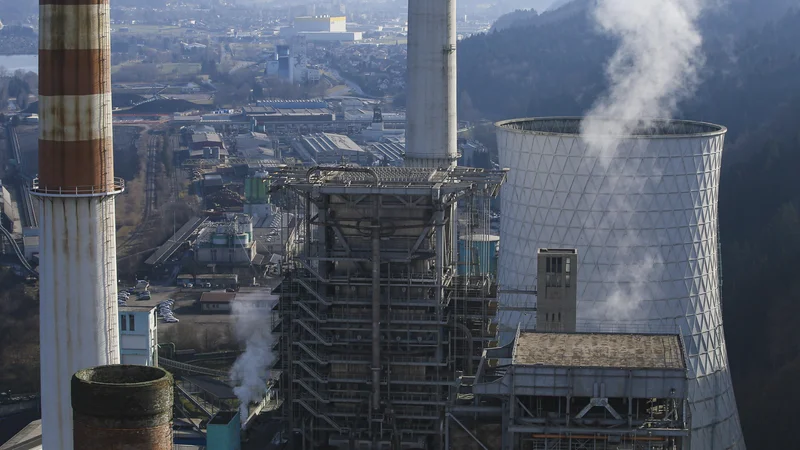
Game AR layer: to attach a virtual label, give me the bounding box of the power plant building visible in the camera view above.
[271,166,506,448]
[494,118,744,449]
[194,214,257,265]
[535,248,578,333]
[453,330,691,450]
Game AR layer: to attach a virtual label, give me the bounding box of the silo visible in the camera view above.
[495,117,744,450]
[71,365,173,449]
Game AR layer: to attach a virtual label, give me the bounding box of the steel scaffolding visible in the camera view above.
[270,166,506,449]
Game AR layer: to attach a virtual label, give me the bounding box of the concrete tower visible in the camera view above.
[495,118,744,449]
[34,0,122,448]
[405,0,458,168]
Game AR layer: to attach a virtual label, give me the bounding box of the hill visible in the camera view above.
[458,3,800,448]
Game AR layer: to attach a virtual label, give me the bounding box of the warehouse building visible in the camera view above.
[298,132,371,165]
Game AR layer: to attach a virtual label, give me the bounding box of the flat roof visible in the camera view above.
[119,306,155,312]
[199,292,236,303]
[513,332,685,370]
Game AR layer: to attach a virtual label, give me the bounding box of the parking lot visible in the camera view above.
[117,277,280,352]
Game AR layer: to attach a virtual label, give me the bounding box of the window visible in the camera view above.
[565,258,572,288]
[546,256,564,287]
[129,314,135,332]
[121,315,127,331]
[558,312,562,322]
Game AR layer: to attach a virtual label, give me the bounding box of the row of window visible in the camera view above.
[543,312,563,322]
[120,314,136,331]
[545,256,572,288]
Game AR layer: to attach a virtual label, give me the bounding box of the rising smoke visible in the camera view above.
[229,291,277,425]
[580,0,708,321]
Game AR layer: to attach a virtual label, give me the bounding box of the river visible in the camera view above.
[0,54,38,74]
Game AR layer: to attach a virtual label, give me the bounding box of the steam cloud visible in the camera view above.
[229,291,277,426]
[580,0,708,321]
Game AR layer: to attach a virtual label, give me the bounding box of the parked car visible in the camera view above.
[163,317,179,323]
[138,291,151,300]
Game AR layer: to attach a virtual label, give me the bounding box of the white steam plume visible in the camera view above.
[582,0,706,140]
[229,290,277,426]
[580,0,708,322]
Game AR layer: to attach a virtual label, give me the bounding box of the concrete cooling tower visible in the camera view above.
[495,117,744,450]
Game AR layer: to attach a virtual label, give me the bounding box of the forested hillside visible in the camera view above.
[460,2,800,448]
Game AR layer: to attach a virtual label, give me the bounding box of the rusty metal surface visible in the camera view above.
[39,50,108,96]
[38,139,113,190]
[38,0,113,192]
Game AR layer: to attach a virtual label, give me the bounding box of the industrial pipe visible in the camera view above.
[72,365,174,450]
[371,198,382,412]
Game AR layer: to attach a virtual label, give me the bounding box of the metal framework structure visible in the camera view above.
[452,330,691,450]
[270,166,505,449]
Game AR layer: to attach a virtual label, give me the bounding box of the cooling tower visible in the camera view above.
[34,0,122,448]
[495,118,744,450]
[405,0,458,168]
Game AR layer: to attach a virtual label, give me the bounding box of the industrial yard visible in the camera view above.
[5,0,795,448]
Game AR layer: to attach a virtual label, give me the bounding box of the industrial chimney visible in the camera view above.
[72,365,174,449]
[34,0,122,448]
[405,0,459,168]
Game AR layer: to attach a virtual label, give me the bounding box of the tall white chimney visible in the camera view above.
[34,0,122,448]
[405,0,459,168]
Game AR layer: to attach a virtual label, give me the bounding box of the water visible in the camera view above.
[0,54,38,74]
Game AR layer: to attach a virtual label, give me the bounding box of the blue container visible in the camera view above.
[207,410,241,450]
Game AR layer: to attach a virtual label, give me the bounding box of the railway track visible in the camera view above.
[119,133,160,255]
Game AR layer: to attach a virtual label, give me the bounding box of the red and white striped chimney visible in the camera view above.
[35,0,122,448]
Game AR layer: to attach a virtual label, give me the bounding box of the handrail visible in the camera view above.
[295,319,333,345]
[31,177,125,196]
[159,357,230,378]
[294,399,342,432]
[294,342,329,365]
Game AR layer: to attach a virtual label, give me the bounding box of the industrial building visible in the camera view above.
[494,117,744,449]
[367,140,406,166]
[194,214,258,265]
[298,132,371,165]
[119,305,158,366]
[191,132,225,150]
[451,330,691,450]
[285,15,363,42]
[270,165,506,448]
[535,248,578,333]
[241,105,335,128]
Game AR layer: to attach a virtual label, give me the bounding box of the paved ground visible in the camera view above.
[121,275,281,352]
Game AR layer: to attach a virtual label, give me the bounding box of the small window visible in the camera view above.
[121,315,127,331]
[129,314,135,332]
[558,312,562,322]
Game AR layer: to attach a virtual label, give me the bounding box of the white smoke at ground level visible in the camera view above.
[229,291,277,425]
[580,0,709,318]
